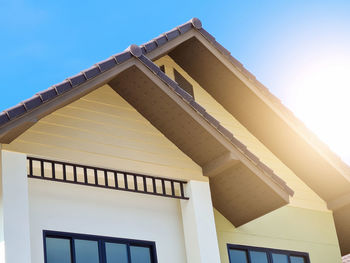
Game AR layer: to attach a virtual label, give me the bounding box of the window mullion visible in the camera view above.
[127,244,132,263]
[99,240,105,263]
[267,251,273,263]
[247,250,252,263]
[71,238,77,263]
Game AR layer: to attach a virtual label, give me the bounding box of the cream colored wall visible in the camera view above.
[155,56,342,262]
[215,207,341,263]
[29,178,187,263]
[3,85,203,182]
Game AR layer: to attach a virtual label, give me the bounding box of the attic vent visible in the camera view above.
[174,68,194,98]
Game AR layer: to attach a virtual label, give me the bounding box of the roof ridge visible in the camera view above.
[0,17,293,196]
[0,16,342,194]
[0,18,198,126]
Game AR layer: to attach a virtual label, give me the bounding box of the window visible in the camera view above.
[227,244,310,263]
[44,231,157,263]
[173,68,194,98]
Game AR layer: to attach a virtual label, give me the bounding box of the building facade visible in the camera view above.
[0,18,349,263]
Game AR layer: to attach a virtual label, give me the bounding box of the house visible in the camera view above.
[0,17,349,263]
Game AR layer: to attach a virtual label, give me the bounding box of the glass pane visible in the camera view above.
[46,237,72,263]
[74,239,100,263]
[250,251,269,263]
[290,256,306,263]
[229,249,248,263]
[130,246,152,263]
[272,253,289,263]
[105,242,128,263]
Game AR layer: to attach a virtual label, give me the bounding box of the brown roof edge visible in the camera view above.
[1,17,346,176]
[0,19,199,130]
[129,44,294,197]
[192,24,350,179]
[139,18,350,179]
[0,50,133,127]
[0,17,293,197]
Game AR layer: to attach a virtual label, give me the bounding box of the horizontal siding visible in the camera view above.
[215,208,342,263]
[156,55,328,211]
[4,85,203,181]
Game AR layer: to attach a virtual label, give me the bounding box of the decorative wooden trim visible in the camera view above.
[27,156,189,200]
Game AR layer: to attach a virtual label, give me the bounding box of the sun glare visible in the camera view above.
[288,55,350,163]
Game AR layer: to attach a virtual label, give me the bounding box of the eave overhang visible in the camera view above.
[2,16,347,252]
[110,53,293,226]
[137,19,350,254]
[0,21,293,227]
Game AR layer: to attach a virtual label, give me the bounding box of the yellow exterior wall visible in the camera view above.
[215,207,341,263]
[155,56,342,262]
[3,85,203,181]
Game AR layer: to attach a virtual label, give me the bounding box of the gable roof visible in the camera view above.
[1,17,350,252]
[0,18,293,193]
[0,19,290,192]
[0,19,198,128]
[0,18,294,227]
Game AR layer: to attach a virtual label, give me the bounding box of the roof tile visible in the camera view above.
[38,87,57,102]
[241,67,256,80]
[0,112,9,125]
[258,162,274,175]
[198,28,216,42]
[243,149,260,164]
[143,41,158,53]
[174,86,193,102]
[157,71,176,88]
[203,111,220,128]
[99,57,117,72]
[178,22,192,34]
[138,55,161,74]
[84,66,101,80]
[214,41,231,57]
[165,28,180,41]
[190,100,206,115]
[6,104,26,120]
[270,172,288,188]
[231,136,248,151]
[228,55,244,68]
[154,35,167,46]
[70,73,86,87]
[55,81,73,94]
[191,18,202,29]
[23,96,42,111]
[218,125,234,140]
[141,46,147,55]
[114,51,132,64]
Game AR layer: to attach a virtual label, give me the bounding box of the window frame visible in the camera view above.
[227,244,310,263]
[43,230,158,263]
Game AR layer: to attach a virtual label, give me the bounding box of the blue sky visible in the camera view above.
[2,0,350,163]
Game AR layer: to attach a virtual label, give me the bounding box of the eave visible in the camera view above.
[0,20,293,227]
[138,19,350,254]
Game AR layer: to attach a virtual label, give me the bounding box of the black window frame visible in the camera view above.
[227,244,310,263]
[43,230,158,263]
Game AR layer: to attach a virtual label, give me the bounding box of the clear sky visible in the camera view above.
[2,0,350,164]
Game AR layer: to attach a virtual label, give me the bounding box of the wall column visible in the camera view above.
[0,150,31,263]
[180,180,221,263]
